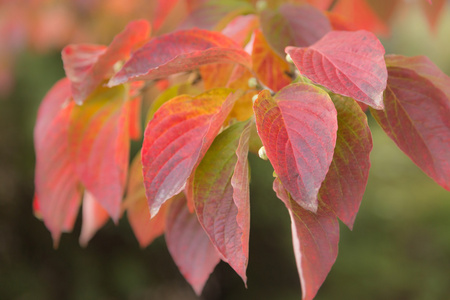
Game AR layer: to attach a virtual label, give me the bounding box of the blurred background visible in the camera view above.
[1,0,449,299]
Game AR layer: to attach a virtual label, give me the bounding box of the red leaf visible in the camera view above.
[142,89,238,217]
[79,191,109,247]
[193,120,251,283]
[253,84,337,212]
[124,153,166,248]
[252,29,292,92]
[286,30,387,109]
[222,14,259,46]
[371,56,450,191]
[152,0,179,31]
[320,94,373,229]
[333,0,389,35]
[108,29,252,86]
[260,3,331,58]
[69,85,130,221]
[62,20,151,104]
[165,195,221,295]
[34,78,81,245]
[273,179,339,300]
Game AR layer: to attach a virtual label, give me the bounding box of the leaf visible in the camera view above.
[62,20,151,104]
[421,0,446,32]
[34,78,82,245]
[252,29,292,92]
[108,29,252,86]
[260,3,331,58]
[286,30,387,109]
[79,191,110,247]
[221,14,259,46]
[193,120,251,283]
[253,83,337,212]
[165,195,221,295]
[273,179,339,300]
[152,0,179,31]
[320,94,373,229]
[333,0,389,35]
[370,57,450,191]
[123,153,166,248]
[69,85,129,221]
[179,0,254,31]
[142,89,238,217]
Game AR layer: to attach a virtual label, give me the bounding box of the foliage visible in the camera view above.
[32,0,450,299]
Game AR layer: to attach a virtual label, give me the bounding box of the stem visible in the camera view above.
[327,0,339,11]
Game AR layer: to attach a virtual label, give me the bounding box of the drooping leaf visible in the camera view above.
[260,3,331,58]
[79,191,110,247]
[273,179,339,300]
[165,195,221,295]
[370,56,450,191]
[123,153,166,248]
[108,29,252,86]
[34,78,81,245]
[127,81,145,140]
[142,89,238,217]
[320,94,373,229]
[253,83,337,212]
[62,20,151,104]
[68,85,129,221]
[193,120,251,283]
[286,30,387,109]
[252,29,292,92]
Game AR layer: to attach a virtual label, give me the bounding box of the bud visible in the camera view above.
[258,146,268,160]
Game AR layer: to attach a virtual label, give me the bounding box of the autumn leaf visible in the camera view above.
[123,153,166,248]
[108,29,252,86]
[320,94,373,229]
[222,14,259,47]
[260,3,331,58]
[34,78,82,246]
[193,120,251,283]
[62,20,151,104]
[273,179,339,300]
[69,85,129,221]
[142,88,238,217]
[79,191,110,247]
[165,195,221,295]
[286,30,387,109]
[253,83,337,212]
[371,56,450,191]
[252,29,292,92]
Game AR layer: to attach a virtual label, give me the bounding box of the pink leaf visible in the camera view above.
[286,30,387,109]
[320,94,373,229]
[273,179,339,300]
[62,20,151,104]
[68,85,130,221]
[253,84,337,212]
[79,191,110,247]
[371,56,450,191]
[142,89,238,217]
[165,195,221,295]
[108,29,252,86]
[34,78,82,246]
[193,120,251,283]
[124,153,166,248]
[260,3,331,57]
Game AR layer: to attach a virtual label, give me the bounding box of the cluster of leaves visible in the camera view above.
[33,0,450,299]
